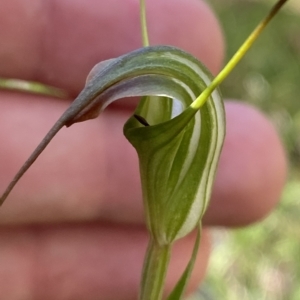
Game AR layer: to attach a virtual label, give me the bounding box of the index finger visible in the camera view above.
[0,0,224,95]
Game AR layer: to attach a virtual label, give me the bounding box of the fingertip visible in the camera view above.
[204,101,287,227]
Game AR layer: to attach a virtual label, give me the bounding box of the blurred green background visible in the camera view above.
[190,1,300,299]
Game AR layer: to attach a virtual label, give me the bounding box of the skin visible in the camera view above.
[0,0,287,299]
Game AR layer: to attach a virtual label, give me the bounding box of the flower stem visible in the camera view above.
[140,0,150,47]
[191,0,288,110]
[139,239,172,300]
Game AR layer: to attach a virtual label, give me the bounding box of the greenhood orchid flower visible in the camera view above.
[121,46,225,245]
[0,48,225,243]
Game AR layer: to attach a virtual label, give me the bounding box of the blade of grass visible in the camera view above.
[166,224,202,300]
[191,0,289,110]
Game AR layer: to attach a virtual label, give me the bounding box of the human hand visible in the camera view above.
[0,0,287,299]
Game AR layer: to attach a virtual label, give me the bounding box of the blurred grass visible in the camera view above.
[190,1,300,299]
[211,0,300,164]
[0,78,68,98]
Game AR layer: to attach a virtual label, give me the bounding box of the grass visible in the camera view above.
[210,0,300,163]
[202,177,300,300]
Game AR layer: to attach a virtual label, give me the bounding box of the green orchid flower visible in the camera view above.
[0,47,225,238]
[122,46,225,245]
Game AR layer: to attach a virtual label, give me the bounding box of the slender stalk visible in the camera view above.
[140,0,150,47]
[191,0,288,110]
[0,78,67,98]
[139,239,172,300]
[139,2,170,299]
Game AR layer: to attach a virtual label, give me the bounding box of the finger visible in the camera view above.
[203,101,287,226]
[0,92,143,224]
[0,95,287,226]
[0,224,210,300]
[0,0,224,95]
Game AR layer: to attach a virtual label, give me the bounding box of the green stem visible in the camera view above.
[0,78,67,98]
[191,0,288,110]
[139,239,172,300]
[140,0,150,47]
